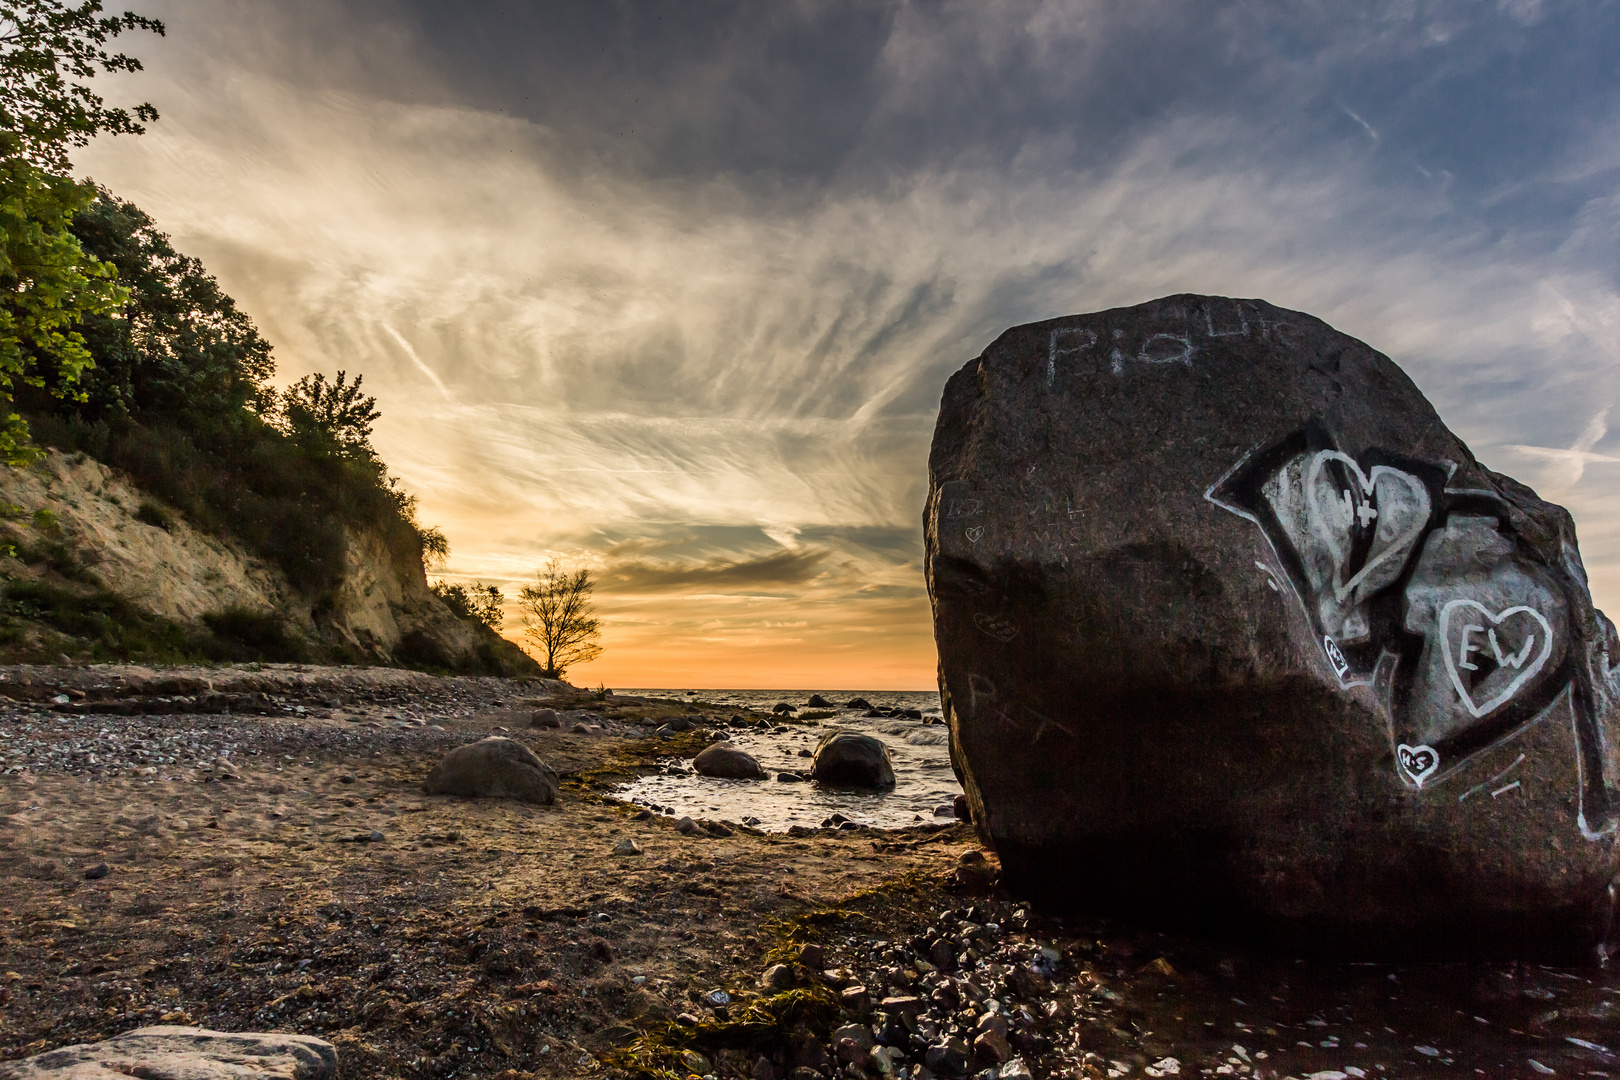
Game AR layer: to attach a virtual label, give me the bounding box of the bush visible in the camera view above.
[201,607,305,662]
[0,578,193,660]
[134,499,173,530]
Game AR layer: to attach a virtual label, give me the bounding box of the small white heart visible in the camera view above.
[965,526,984,544]
[1398,743,1440,786]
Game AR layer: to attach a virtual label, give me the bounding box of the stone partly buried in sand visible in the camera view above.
[926,294,1620,959]
[0,1025,337,1080]
[692,742,767,779]
[423,736,559,804]
[811,732,896,789]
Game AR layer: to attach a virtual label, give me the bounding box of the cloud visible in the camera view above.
[602,548,830,593]
[68,0,1620,684]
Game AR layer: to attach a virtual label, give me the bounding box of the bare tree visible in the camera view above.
[519,559,602,677]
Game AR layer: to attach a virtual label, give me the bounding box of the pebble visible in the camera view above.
[82,861,108,880]
[612,839,643,855]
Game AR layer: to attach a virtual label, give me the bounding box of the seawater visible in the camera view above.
[610,689,961,833]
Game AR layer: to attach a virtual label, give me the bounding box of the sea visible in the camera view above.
[610,689,960,833]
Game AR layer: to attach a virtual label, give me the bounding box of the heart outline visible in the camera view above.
[974,612,1019,642]
[1439,599,1554,719]
[1304,451,1431,602]
[965,526,984,544]
[1397,743,1440,786]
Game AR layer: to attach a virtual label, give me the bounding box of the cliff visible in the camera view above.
[0,449,536,674]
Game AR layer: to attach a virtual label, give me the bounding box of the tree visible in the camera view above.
[62,189,276,427]
[279,370,381,457]
[432,580,503,631]
[0,0,164,173]
[0,1,164,463]
[0,147,120,462]
[519,559,602,678]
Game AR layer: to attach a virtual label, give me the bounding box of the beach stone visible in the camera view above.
[0,1025,337,1080]
[807,694,834,708]
[612,839,642,856]
[846,697,874,709]
[531,709,560,729]
[674,816,699,835]
[693,743,767,779]
[422,737,558,804]
[925,293,1620,959]
[773,702,798,714]
[811,732,896,789]
[760,963,795,990]
[82,861,108,880]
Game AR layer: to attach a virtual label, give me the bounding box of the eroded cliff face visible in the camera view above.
[0,450,289,622]
[323,524,483,666]
[0,450,525,672]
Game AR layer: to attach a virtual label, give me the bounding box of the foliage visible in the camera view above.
[431,579,503,630]
[57,190,274,427]
[518,558,602,678]
[280,369,380,457]
[0,150,121,463]
[0,0,164,173]
[0,576,310,663]
[131,497,168,529]
[30,410,429,592]
[21,191,442,595]
[201,606,304,662]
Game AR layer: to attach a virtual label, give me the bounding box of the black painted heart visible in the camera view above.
[1397,743,1440,786]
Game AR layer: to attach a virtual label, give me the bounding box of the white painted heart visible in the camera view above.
[1398,743,1440,786]
[1304,451,1431,602]
[965,526,984,544]
[1439,599,1554,718]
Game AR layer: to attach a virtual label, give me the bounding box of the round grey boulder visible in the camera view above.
[811,732,895,789]
[693,742,767,779]
[0,1026,337,1080]
[423,736,558,804]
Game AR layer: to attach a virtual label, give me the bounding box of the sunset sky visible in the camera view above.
[73,0,1620,689]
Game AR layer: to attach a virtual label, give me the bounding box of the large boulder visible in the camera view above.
[811,732,896,789]
[0,1026,337,1079]
[693,742,767,779]
[925,294,1620,959]
[424,736,558,804]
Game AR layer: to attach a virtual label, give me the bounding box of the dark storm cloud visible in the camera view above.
[602,547,828,592]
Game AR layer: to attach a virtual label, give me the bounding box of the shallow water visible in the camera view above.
[611,689,962,831]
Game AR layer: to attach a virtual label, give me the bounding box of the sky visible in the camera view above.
[71,0,1620,689]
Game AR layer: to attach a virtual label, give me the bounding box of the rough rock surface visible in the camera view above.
[811,732,896,789]
[693,742,767,779]
[0,1025,337,1080]
[423,736,558,803]
[925,294,1620,958]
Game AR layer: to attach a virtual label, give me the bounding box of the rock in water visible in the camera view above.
[811,732,896,789]
[693,742,767,779]
[925,294,1620,958]
[0,1026,337,1079]
[423,736,559,804]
